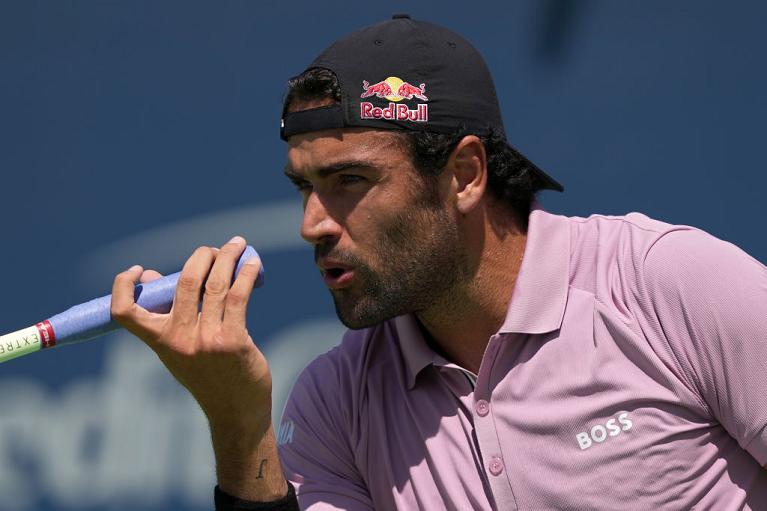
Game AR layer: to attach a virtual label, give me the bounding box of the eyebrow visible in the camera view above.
[283,160,375,180]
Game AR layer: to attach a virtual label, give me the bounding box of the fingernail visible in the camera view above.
[128,264,142,272]
[245,256,260,266]
[228,235,245,245]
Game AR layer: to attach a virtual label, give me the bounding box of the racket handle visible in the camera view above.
[0,245,264,364]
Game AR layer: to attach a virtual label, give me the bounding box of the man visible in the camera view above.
[112,15,767,510]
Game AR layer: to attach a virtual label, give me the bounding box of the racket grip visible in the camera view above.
[0,245,264,363]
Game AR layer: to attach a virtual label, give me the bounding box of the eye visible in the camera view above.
[339,174,366,186]
[289,177,312,193]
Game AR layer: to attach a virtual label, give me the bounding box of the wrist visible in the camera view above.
[210,416,272,459]
[212,421,287,502]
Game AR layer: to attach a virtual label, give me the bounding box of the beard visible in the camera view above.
[316,200,468,330]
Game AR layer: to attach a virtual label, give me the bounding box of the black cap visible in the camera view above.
[281,14,563,193]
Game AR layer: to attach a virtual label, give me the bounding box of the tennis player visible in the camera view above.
[112,15,767,510]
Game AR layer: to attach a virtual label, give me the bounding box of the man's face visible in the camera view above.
[285,128,468,329]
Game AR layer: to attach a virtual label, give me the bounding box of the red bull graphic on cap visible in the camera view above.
[360,76,428,123]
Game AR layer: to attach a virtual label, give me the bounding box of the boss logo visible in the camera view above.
[576,412,633,450]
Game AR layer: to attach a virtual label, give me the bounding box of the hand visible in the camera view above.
[112,236,287,501]
[111,236,270,429]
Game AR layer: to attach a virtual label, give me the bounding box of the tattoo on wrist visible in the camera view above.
[256,459,267,479]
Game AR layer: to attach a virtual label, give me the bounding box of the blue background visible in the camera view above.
[0,1,765,509]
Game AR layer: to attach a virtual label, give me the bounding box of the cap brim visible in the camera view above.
[515,147,564,192]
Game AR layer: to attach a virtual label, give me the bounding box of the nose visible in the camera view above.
[300,192,343,246]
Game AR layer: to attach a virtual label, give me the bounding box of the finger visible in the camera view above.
[140,269,163,283]
[172,246,217,325]
[222,253,261,331]
[200,236,246,331]
[111,265,164,341]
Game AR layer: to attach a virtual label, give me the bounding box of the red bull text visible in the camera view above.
[359,77,429,123]
[360,102,428,122]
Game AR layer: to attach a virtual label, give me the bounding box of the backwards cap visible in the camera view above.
[281,14,563,192]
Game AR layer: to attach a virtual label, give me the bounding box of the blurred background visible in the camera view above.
[0,1,765,509]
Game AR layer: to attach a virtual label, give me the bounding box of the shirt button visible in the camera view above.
[475,399,490,417]
[488,456,504,476]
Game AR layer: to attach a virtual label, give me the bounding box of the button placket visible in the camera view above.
[472,335,517,508]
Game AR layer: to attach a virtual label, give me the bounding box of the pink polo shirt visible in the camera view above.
[278,209,767,510]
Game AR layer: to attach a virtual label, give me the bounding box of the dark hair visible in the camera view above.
[285,68,539,229]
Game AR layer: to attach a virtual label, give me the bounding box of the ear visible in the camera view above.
[447,135,487,214]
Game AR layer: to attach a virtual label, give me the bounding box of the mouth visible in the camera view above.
[321,266,355,289]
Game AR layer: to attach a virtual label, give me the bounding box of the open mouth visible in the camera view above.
[322,267,354,289]
[326,268,345,279]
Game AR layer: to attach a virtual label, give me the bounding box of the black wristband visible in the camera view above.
[214,482,299,511]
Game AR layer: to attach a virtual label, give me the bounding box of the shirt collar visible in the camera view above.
[394,207,571,389]
[499,207,570,334]
[394,314,438,390]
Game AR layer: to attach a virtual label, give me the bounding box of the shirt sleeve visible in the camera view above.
[277,349,374,511]
[642,229,767,465]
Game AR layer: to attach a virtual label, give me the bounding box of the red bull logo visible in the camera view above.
[360,76,428,123]
[360,80,394,99]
